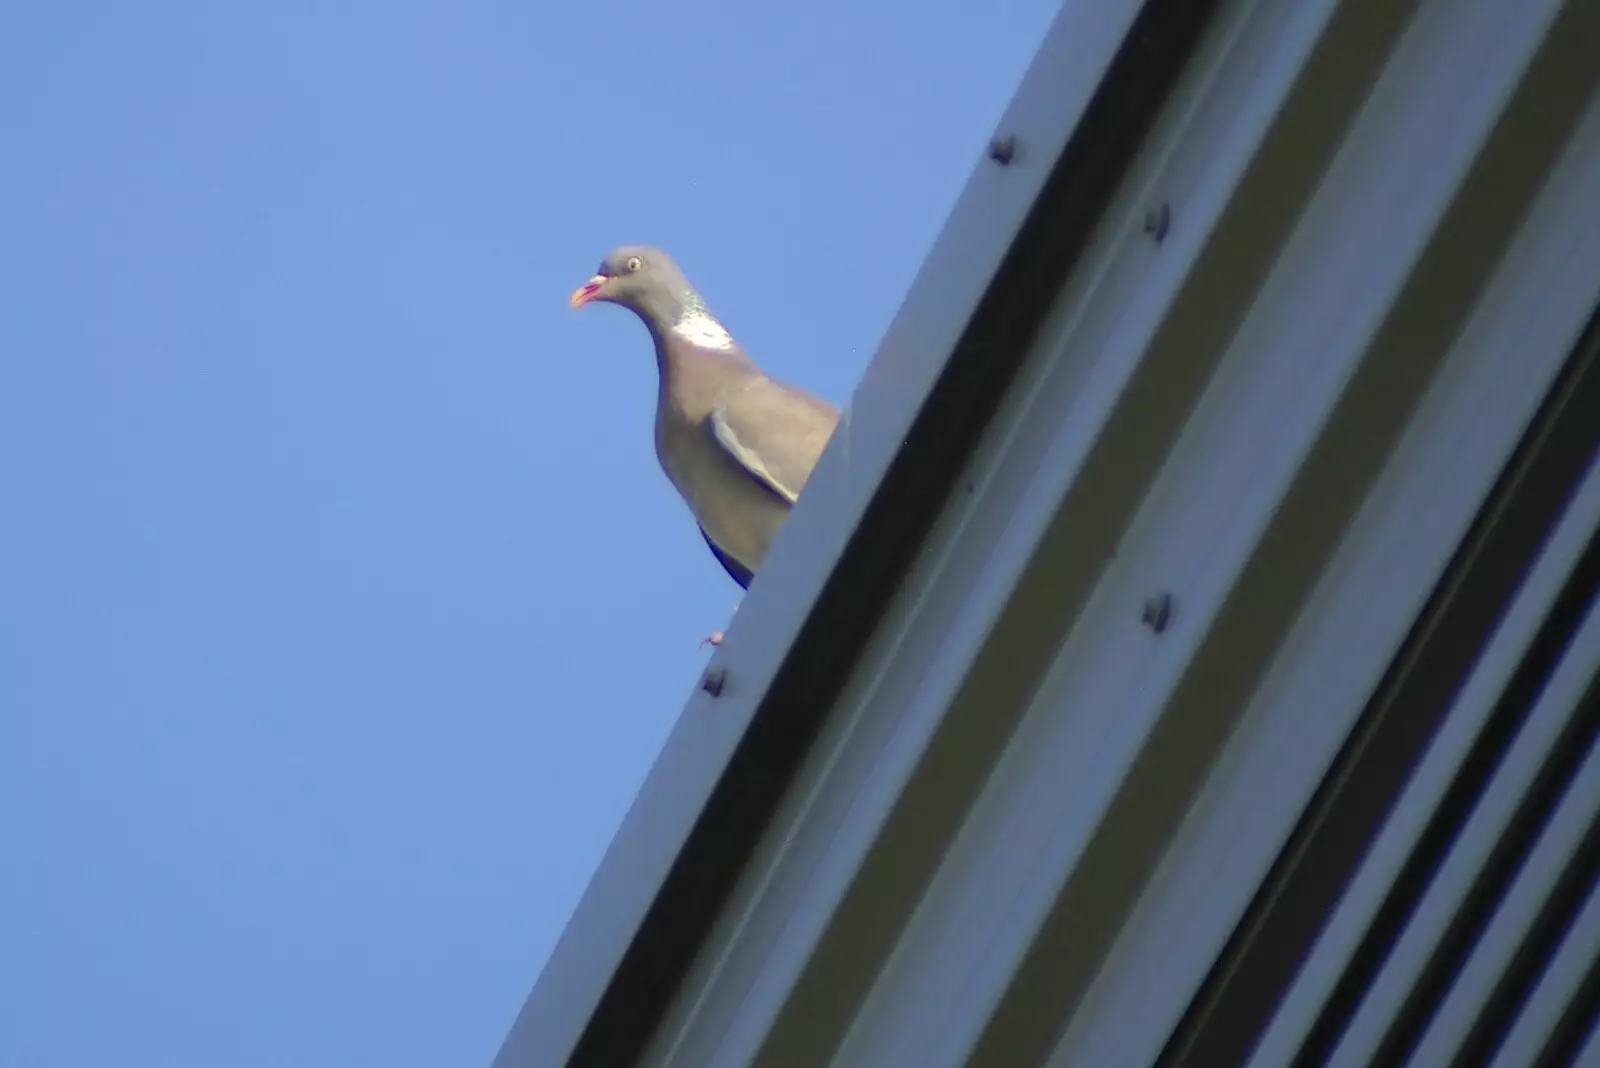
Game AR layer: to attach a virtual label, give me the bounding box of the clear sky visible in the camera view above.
[1,3,1057,1065]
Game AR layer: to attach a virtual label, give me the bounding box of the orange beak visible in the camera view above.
[569,274,607,309]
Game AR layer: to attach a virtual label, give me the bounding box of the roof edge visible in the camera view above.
[493,0,1225,1064]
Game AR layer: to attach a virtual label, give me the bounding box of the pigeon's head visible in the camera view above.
[569,245,692,317]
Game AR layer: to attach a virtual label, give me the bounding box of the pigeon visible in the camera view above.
[569,245,839,645]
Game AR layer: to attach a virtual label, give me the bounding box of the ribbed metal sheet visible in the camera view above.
[1165,309,1600,1068]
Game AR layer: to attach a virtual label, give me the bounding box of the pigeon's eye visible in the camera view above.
[626,256,643,272]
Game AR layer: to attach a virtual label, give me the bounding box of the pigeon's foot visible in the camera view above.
[700,603,740,649]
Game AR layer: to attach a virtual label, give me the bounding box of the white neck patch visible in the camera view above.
[670,310,735,350]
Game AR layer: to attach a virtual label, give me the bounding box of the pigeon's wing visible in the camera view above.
[706,376,840,506]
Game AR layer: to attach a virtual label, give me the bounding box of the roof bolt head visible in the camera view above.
[1143,202,1172,242]
[987,135,1017,166]
[1141,593,1174,634]
[701,666,727,698]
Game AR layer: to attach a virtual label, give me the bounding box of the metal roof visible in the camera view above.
[493,0,1600,1064]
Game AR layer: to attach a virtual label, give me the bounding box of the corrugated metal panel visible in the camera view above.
[495,0,1600,1062]
[1169,310,1600,1068]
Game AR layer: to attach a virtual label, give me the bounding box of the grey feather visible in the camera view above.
[708,375,837,504]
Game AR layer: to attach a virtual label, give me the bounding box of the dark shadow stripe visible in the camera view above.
[1453,748,1600,1068]
[1530,928,1600,1068]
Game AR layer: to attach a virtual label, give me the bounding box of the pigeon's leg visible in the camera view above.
[700,602,741,649]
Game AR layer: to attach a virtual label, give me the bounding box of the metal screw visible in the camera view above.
[1141,593,1174,634]
[701,667,727,698]
[987,135,1017,166]
[1142,202,1172,242]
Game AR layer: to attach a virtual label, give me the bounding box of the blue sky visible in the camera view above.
[0,3,1057,1064]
